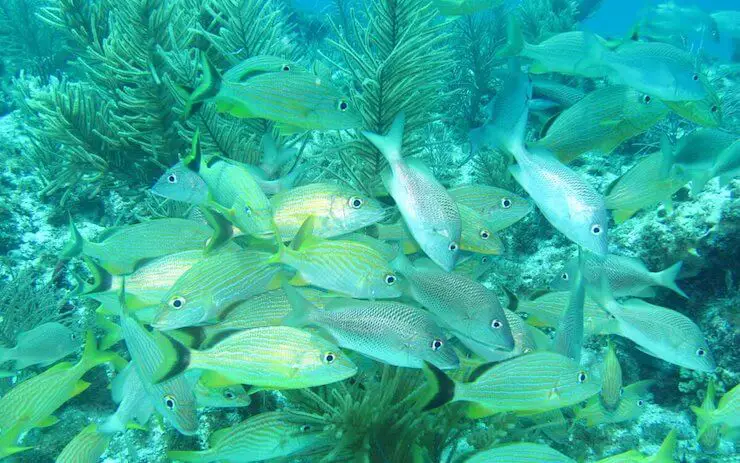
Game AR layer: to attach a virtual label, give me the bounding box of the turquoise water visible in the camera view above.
[0,0,737,462]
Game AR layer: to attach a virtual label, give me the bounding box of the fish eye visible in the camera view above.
[300,424,312,432]
[577,371,587,383]
[384,274,397,285]
[349,196,363,209]
[338,100,349,111]
[167,173,177,184]
[481,256,489,264]
[448,242,458,252]
[244,206,252,216]
[710,105,718,113]
[696,348,706,357]
[282,64,291,71]
[431,339,444,351]
[164,394,176,411]
[591,224,603,235]
[169,296,186,309]
[491,319,503,329]
[223,390,236,400]
[692,73,699,81]
[642,95,651,104]
[323,352,336,364]
[70,333,77,340]
[561,272,569,281]
[637,399,645,406]
[479,229,490,240]
[519,311,529,319]
[501,198,512,209]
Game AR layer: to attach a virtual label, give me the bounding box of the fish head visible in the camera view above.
[417,229,460,272]
[151,292,208,330]
[300,335,358,384]
[550,257,579,291]
[486,193,532,231]
[680,341,716,372]
[556,362,602,404]
[664,76,722,128]
[365,267,404,299]
[196,383,252,408]
[329,189,389,232]
[232,201,275,239]
[320,95,363,130]
[568,201,609,257]
[672,70,709,102]
[158,387,199,435]
[152,162,208,205]
[417,333,460,370]
[454,253,495,280]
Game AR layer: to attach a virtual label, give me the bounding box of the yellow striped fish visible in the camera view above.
[271,183,387,242]
[691,383,740,431]
[515,291,617,336]
[423,351,600,415]
[154,326,357,389]
[664,75,722,127]
[61,218,212,275]
[452,253,495,280]
[0,332,114,458]
[576,380,654,427]
[695,380,720,451]
[55,424,111,463]
[167,411,327,462]
[457,204,504,255]
[600,340,624,412]
[448,185,532,231]
[151,250,281,330]
[222,55,304,83]
[465,442,576,463]
[194,382,252,409]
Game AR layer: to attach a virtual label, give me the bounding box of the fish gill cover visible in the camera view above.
[0,0,738,462]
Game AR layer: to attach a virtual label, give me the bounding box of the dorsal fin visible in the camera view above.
[468,361,497,382]
[183,129,202,172]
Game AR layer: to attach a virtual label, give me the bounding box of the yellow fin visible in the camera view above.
[612,209,637,224]
[72,380,92,398]
[36,415,60,428]
[200,371,238,388]
[466,403,498,419]
[289,273,311,287]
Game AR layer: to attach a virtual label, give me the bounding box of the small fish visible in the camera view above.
[551,252,688,298]
[363,114,461,271]
[0,331,114,457]
[152,161,209,205]
[508,146,608,256]
[600,339,624,412]
[602,297,716,372]
[469,60,532,154]
[461,307,544,362]
[423,352,600,415]
[456,204,504,255]
[711,11,740,39]
[465,442,576,463]
[531,85,669,163]
[448,185,532,231]
[664,74,722,127]
[167,411,327,463]
[195,382,252,409]
[667,128,738,194]
[451,253,495,280]
[531,78,586,109]
[270,217,402,299]
[55,424,112,463]
[61,217,212,275]
[604,149,686,224]
[430,0,503,16]
[271,183,388,242]
[695,379,720,451]
[392,254,514,351]
[691,383,740,432]
[576,380,655,427]
[515,290,616,336]
[552,252,585,362]
[0,322,79,370]
[153,326,357,389]
[282,284,459,370]
[152,250,281,330]
[594,429,677,463]
[185,55,362,132]
[99,362,154,434]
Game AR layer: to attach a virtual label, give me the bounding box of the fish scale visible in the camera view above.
[56,424,111,463]
[577,380,654,426]
[466,442,576,463]
[600,341,623,412]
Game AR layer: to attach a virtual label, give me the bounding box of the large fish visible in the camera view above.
[531,85,669,163]
[363,114,461,271]
[508,146,609,256]
[0,322,79,370]
[55,424,112,463]
[465,443,575,463]
[282,284,459,370]
[392,254,514,351]
[448,185,532,231]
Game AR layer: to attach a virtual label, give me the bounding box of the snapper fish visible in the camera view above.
[552,252,585,363]
[363,114,461,271]
[451,253,495,280]
[448,184,532,231]
[0,322,79,370]
[55,424,112,463]
[194,382,252,409]
[460,307,547,362]
[514,290,616,336]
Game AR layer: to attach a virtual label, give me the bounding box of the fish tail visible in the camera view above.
[281,281,314,327]
[79,330,117,372]
[167,450,215,462]
[0,444,33,460]
[656,261,688,298]
[421,361,456,411]
[362,113,405,164]
[496,15,524,58]
[653,429,678,463]
[96,314,123,351]
[182,53,222,120]
[60,213,86,260]
[690,405,714,430]
[151,332,192,384]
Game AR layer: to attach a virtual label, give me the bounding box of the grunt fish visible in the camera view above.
[600,339,624,412]
[448,184,532,231]
[0,322,79,370]
[55,424,112,463]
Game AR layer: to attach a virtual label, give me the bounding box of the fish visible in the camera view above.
[243,163,305,195]
[282,284,459,369]
[514,290,616,336]
[666,128,738,194]
[465,442,576,463]
[691,383,740,431]
[270,217,402,299]
[363,114,462,271]
[167,411,327,463]
[550,252,688,298]
[460,307,545,362]
[185,55,362,132]
[271,183,388,242]
[594,430,677,463]
[637,3,720,43]
[194,382,252,409]
[451,253,495,280]
[0,331,114,458]
[576,380,655,427]
[497,16,611,78]
[55,424,112,463]
[430,0,503,16]
[695,380,720,451]
[99,361,154,434]
[448,185,532,231]
[708,139,740,189]
[664,74,722,127]
[508,146,609,256]
[531,85,669,163]
[392,254,514,351]
[469,60,532,155]
[711,11,740,39]
[259,133,297,178]
[152,161,209,205]
[0,322,79,370]
[153,326,357,389]
[600,339,624,412]
[422,351,600,415]
[531,78,586,109]
[221,55,304,83]
[456,204,504,255]
[602,297,716,372]
[60,217,212,275]
[591,40,707,102]
[552,252,585,362]
[604,149,687,224]
[152,250,281,330]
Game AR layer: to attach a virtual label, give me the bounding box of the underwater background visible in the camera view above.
[0,0,738,461]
